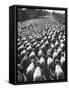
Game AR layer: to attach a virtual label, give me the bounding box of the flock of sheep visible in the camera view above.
[17,21,65,83]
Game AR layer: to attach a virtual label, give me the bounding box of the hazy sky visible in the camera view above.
[45,10,65,14]
[21,8,65,14]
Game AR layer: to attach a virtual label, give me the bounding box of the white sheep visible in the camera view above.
[43,36,47,40]
[55,64,64,80]
[26,61,35,76]
[17,38,20,42]
[32,41,37,46]
[55,40,59,46]
[47,57,54,69]
[40,40,44,44]
[40,44,45,49]
[20,49,26,55]
[51,43,54,48]
[58,35,61,40]
[33,66,42,81]
[57,47,62,54]
[23,40,28,45]
[18,41,22,46]
[31,38,35,42]
[39,56,45,66]
[60,56,65,66]
[45,40,48,45]
[60,39,64,43]
[60,43,64,48]
[36,44,40,48]
[18,44,24,50]
[25,43,31,47]
[38,49,43,57]
[29,51,35,59]
[27,45,32,51]
[53,51,58,60]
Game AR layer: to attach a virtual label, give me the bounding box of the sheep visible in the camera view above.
[58,35,61,40]
[17,70,24,82]
[32,41,37,47]
[57,47,62,53]
[55,64,64,80]
[28,36,33,40]
[60,39,64,43]
[51,38,55,44]
[51,43,54,48]
[18,47,25,55]
[48,35,51,39]
[17,63,23,69]
[20,49,26,55]
[31,38,35,43]
[45,40,48,45]
[60,56,65,66]
[52,34,55,38]
[36,44,40,49]
[53,51,58,60]
[47,57,54,70]
[17,41,22,46]
[63,35,65,40]
[25,43,31,47]
[18,44,24,51]
[33,66,42,81]
[21,37,26,41]
[40,40,44,45]
[23,40,28,45]
[20,49,26,59]
[40,44,45,50]
[60,43,64,48]
[55,40,59,46]
[20,53,29,70]
[26,45,32,52]
[39,56,45,67]
[38,49,43,57]
[26,61,35,74]
[60,32,62,36]
[57,47,62,57]
[29,51,35,59]
[38,56,46,74]
[47,48,52,56]
[43,36,47,41]
[26,61,35,81]
[17,38,20,42]
[36,36,41,41]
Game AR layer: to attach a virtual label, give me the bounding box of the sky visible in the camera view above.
[21,8,65,14]
[45,9,65,14]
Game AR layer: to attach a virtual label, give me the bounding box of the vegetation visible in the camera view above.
[52,12,65,25]
[18,8,49,21]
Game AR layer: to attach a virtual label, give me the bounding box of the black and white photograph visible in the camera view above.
[0,0,69,89]
[16,6,67,84]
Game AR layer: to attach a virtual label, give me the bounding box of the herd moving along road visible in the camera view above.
[17,20,65,82]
